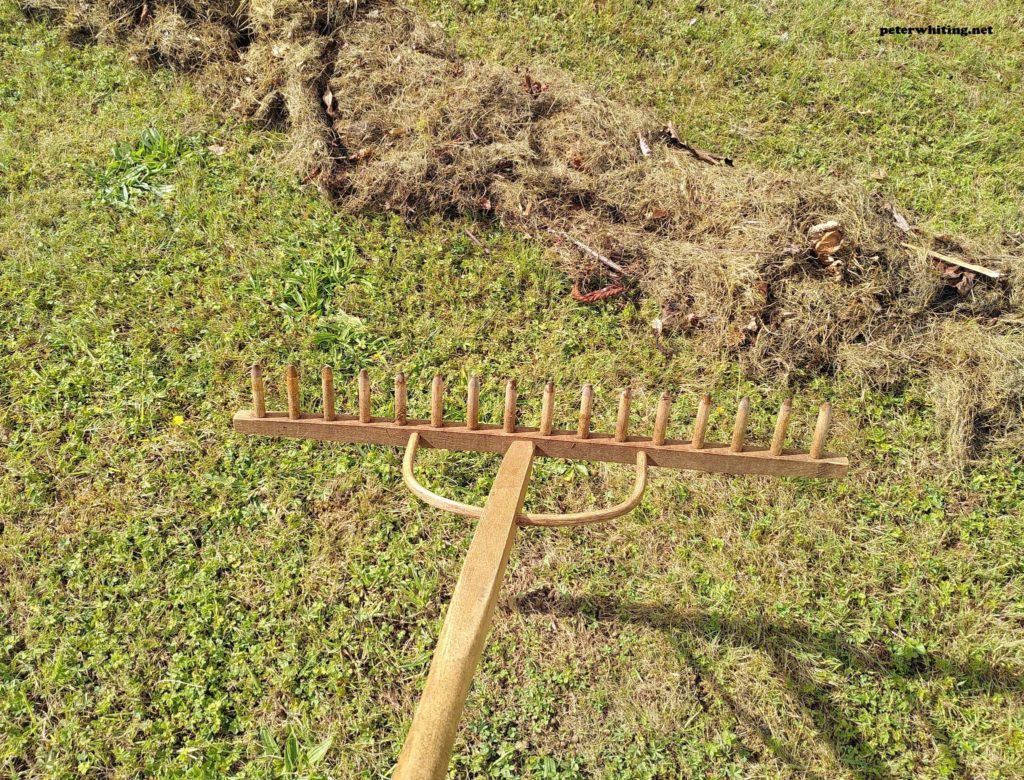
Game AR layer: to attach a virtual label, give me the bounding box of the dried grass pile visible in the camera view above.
[22,0,1024,461]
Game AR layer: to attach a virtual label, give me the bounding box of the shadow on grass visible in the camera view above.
[512,588,1020,779]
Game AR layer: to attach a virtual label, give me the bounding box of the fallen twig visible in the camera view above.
[549,229,626,274]
[902,242,1004,279]
[463,228,490,255]
[663,122,733,166]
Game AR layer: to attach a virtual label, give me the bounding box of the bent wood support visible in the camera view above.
[393,441,536,780]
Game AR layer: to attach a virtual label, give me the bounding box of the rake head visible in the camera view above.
[233,364,848,778]
[236,365,848,480]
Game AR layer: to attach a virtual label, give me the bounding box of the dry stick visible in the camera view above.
[652,392,671,446]
[549,229,626,275]
[466,376,480,431]
[901,242,1003,279]
[577,384,594,439]
[539,382,555,436]
[431,375,444,428]
[321,366,336,421]
[395,372,408,425]
[358,369,371,424]
[286,365,300,420]
[250,365,266,419]
[810,402,832,460]
[691,394,712,449]
[770,398,793,456]
[503,380,517,434]
[615,387,632,442]
[730,397,750,453]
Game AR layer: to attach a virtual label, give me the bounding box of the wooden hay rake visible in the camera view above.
[234,365,848,778]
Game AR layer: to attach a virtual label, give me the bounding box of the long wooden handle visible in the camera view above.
[393,441,536,779]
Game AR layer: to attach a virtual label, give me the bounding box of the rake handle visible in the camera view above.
[393,441,536,780]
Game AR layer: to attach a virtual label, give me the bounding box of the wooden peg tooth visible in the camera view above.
[394,372,408,425]
[614,387,632,442]
[577,383,593,439]
[691,394,711,449]
[358,369,371,423]
[770,397,793,456]
[466,376,480,430]
[503,379,517,433]
[250,365,266,418]
[539,381,555,436]
[810,402,832,460]
[652,392,671,446]
[730,397,750,453]
[431,374,444,428]
[321,366,336,421]
[285,365,300,420]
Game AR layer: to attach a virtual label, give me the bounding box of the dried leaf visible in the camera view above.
[956,271,977,295]
[638,133,651,157]
[933,259,977,295]
[889,205,912,234]
[322,86,336,117]
[571,281,626,303]
[206,144,226,156]
[808,220,844,258]
[521,72,549,95]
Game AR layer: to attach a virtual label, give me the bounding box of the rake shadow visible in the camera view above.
[512,589,1021,779]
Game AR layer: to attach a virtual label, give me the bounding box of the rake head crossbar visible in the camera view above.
[234,365,849,779]
[237,367,847,478]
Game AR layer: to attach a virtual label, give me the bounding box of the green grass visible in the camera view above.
[418,0,1024,238]
[2,4,1024,779]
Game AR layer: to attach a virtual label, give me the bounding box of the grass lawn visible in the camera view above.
[419,0,1024,238]
[2,2,1024,778]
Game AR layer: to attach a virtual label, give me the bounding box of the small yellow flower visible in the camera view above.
[172,414,185,426]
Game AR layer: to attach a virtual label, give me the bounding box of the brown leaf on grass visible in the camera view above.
[888,204,912,234]
[322,85,336,118]
[808,220,844,258]
[934,260,977,295]
[571,281,626,303]
[477,195,493,211]
[521,72,549,95]
[663,122,734,166]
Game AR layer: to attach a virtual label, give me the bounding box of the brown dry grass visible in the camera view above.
[22,0,1023,461]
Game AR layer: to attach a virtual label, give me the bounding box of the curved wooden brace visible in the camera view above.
[403,432,484,519]
[402,432,648,527]
[517,451,647,527]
